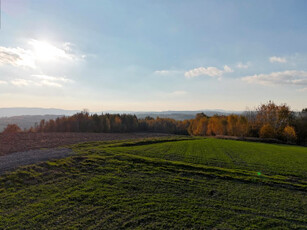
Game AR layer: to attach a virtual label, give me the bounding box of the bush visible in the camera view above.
[283,126,297,143]
[259,124,275,138]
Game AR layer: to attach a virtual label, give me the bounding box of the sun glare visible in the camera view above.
[29,40,68,61]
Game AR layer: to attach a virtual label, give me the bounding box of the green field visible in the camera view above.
[1,137,307,229]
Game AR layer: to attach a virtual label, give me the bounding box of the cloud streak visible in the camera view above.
[10,74,73,88]
[154,70,181,76]
[269,56,287,63]
[0,46,35,68]
[242,70,307,87]
[32,74,73,83]
[11,79,32,86]
[0,80,8,85]
[185,65,233,78]
[236,62,249,69]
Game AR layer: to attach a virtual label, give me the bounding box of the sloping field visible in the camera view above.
[0,132,171,156]
[108,138,307,178]
[0,137,306,229]
[0,148,74,175]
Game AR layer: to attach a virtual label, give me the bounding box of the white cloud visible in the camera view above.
[269,56,287,63]
[154,70,181,75]
[10,74,73,88]
[0,46,36,68]
[0,39,83,69]
[184,65,233,78]
[39,80,63,87]
[32,74,73,83]
[11,79,32,86]
[0,80,8,85]
[32,74,73,87]
[242,70,307,88]
[236,62,249,69]
[223,65,233,73]
[63,42,73,52]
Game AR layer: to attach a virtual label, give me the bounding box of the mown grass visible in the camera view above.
[0,137,306,229]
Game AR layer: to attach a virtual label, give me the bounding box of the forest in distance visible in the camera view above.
[2,101,307,146]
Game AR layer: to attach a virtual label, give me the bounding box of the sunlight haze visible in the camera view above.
[0,0,306,111]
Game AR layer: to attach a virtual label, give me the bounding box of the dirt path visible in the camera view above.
[0,148,74,175]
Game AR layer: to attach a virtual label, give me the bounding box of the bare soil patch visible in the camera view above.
[0,148,74,175]
[0,132,172,156]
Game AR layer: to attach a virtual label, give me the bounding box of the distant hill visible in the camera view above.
[0,108,79,117]
[0,115,63,132]
[0,107,242,119]
[134,110,242,120]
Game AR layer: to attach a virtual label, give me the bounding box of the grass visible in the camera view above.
[0,136,306,229]
[104,137,307,178]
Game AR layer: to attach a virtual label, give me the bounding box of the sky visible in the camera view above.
[0,0,306,112]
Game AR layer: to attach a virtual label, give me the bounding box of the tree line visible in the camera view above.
[188,101,307,144]
[2,101,307,145]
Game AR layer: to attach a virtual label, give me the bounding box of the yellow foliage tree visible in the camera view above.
[206,116,227,136]
[195,117,208,136]
[227,114,238,136]
[259,124,275,138]
[283,126,297,143]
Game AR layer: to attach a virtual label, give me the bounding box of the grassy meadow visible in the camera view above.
[0,137,306,229]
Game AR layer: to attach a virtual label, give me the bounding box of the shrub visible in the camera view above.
[283,126,297,143]
[259,124,275,138]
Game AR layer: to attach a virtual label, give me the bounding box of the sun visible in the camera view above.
[29,39,68,61]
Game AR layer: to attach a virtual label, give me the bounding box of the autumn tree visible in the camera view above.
[256,101,292,138]
[2,124,22,134]
[236,115,249,137]
[206,115,227,136]
[282,126,297,143]
[188,113,208,135]
[243,110,258,137]
[259,124,275,139]
[227,114,238,136]
[195,116,209,136]
[292,108,307,145]
[27,103,306,145]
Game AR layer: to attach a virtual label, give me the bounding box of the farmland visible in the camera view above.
[0,137,306,229]
[0,132,171,156]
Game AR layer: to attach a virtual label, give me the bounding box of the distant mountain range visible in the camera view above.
[0,108,80,117]
[0,115,62,132]
[134,110,241,120]
[0,107,242,131]
[0,107,242,118]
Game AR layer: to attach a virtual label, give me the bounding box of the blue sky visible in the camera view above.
[0,0,306,111]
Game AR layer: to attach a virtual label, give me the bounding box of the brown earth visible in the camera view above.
[0,132,172,156]
[0,148,74,175]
